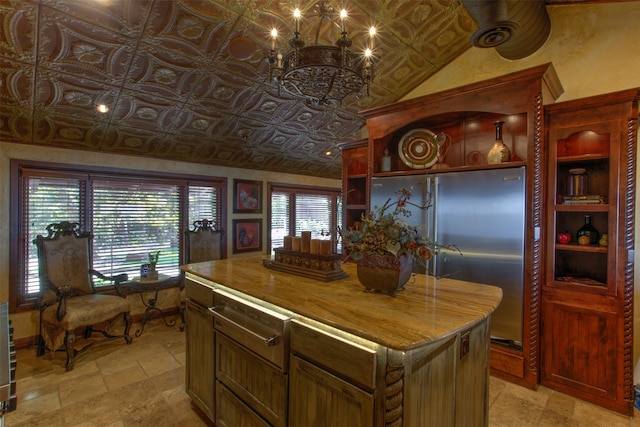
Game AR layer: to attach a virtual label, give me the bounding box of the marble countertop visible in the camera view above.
[182,256,502,351]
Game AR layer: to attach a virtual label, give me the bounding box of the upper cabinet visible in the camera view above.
[360,64,563,178]
[542,89,639,416]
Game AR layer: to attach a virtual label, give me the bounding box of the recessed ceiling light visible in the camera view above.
[97,104,109,113]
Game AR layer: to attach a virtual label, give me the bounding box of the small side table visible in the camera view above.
[128,274,177,337]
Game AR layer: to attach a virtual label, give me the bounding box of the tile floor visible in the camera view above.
[3,317,639,427]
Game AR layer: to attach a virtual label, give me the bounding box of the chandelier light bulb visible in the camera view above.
[270,28,278,49]
[340,9,347,32]
[369,26,376,49]
[293,8,301,32]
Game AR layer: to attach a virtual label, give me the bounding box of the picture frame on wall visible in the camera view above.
[233,179,262,213]
[232,219,262,254]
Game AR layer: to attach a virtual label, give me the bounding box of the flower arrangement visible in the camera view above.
[341,188,444,266]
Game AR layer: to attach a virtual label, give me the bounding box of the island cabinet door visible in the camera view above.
[289,355,374,427]
[185,299,215,422]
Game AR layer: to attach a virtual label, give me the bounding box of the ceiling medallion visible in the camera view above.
[266,1,377,105]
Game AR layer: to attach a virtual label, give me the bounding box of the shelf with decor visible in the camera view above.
[338,139,369,230]
[369,111,529,176]
[542,88,638,416]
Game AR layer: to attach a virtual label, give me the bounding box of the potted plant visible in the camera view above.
[341,188,449,296]
[147,250,161,280]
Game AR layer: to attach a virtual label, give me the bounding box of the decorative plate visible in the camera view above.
[398,129,438,169]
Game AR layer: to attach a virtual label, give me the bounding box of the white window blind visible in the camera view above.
[24,175,84,296]
[188,185,222,228]
[271,191,291,250]
[295,194,333,239]
[92,180,181,279]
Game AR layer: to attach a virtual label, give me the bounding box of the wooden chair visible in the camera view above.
[180,219,224,330]
[33,221,132,370]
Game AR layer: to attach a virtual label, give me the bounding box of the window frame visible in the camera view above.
[9,159,227,312]
[267,182,341,254]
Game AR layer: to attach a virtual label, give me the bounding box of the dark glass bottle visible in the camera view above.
[576,215,599,245]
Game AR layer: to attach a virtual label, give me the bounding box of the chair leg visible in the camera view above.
[179,300,186,331]
[36,334,46,357]
[65,331,76,371]
[84,326,93,339]
[123,312,133,344]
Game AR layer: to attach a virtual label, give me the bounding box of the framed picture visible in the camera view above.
[233,179,262,213]
[232,219,262,253]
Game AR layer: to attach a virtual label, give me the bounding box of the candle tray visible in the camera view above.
[263,248,348,282]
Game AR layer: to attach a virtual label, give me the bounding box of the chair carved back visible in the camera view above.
[34,221,95,296]
[186,219,224,263]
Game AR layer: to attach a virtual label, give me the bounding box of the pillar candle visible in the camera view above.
[310,239,320,254]
[283,235,293,250]
[301,231,311,253]
[291,237,301,252]
[320,240,332,255]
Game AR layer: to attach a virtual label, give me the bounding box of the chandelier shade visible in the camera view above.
[266,1,376,105]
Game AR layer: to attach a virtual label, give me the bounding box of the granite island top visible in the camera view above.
[182,256,503,351]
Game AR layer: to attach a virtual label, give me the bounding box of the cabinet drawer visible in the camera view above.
[216,333,288,427]
[290,320,376,390]
[216,381,270,427]
[185,278,214,307]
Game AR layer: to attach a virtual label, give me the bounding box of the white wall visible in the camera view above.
[0,141,340,339]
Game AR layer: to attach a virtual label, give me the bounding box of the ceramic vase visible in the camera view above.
[487,120,510,164]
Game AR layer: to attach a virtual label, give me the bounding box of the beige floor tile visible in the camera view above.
[103,364,148,391]
[58,371,108,407]
[5,322,638,426]
[60,391,121,426]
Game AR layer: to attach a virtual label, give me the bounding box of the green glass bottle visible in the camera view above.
[576,215,599,245]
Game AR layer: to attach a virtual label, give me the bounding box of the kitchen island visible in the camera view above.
[182,256,502,427]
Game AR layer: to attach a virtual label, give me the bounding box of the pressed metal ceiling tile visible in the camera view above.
[0,0,539,178]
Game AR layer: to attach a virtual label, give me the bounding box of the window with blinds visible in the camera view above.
[92,180,181,279]
[268,184,341,254]
[11,160,226,311]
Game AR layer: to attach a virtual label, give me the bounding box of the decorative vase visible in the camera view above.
[381,148,392,172]
[356,253,413,296]
[486,120,510,164]
[577,215,599,245]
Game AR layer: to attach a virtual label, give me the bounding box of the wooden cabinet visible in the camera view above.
[289,355,374,427]
[338,139,368,230]
[288,318,491,427]
[215,334,288,427]
[185,279,215,422]
[542,89,639,415]
[353,64,565,389]
[288,320,375,426]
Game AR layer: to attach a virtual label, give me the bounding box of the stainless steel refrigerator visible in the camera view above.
[370,167,526,348]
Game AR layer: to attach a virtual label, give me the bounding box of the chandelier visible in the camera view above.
[266,1,377,105]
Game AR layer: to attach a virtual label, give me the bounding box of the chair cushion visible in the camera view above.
[41,294,130,331]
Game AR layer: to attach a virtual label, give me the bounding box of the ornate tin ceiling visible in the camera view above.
[0,0,591,178]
